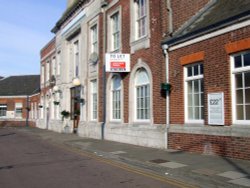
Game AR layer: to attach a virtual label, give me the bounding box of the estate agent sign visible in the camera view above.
[105,53,130,72]
[208,92,224,125]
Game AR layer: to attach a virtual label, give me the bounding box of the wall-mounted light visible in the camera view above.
[72,77,81,86]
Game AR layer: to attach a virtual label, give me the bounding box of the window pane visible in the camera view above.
[188,94,193,106]
[194,94,199,106]
[187,81,192,93]
[187,67,192,77]
[194,107,200,119]
[188,107,193,119]
[200,93,204,106]
[235,74,243,88]
[245,72,250,87]
[200,64,204,75]
[200,79,204,92]
[193,65,199,76]
[246,105,250,120]
[200,107,204,119]
[236,105,244,120]
[194,80,199,93]
[245,89,250,103]
[243,53,250,67]
[234,55,242,68]
[236,89,243,104]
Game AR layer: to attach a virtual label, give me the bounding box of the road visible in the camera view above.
[0,127,183,188]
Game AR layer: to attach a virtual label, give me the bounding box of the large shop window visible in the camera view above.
[185,63,204,123]
[111,75,121,120]
[0,104,7,117]
[232,51,250,124]
[135,68,150,120]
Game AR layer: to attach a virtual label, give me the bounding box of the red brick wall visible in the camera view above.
[98,0,167,124]
[0,120,36,127]
[40,38,56,59]
[169,133,250,160]
[169,26,250,125]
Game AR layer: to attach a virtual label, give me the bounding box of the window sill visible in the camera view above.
[130,36,150,54]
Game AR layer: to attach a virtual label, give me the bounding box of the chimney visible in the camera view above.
[67,0,75,8]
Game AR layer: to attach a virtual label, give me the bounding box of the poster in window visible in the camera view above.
[208,92,224,125]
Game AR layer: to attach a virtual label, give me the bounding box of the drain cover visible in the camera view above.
[149,159,169,164]
[0,166,13,170]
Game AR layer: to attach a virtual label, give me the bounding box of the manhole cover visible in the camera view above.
[0,166,13,170]
[149,159,169,164]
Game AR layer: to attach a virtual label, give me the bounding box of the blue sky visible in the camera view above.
[0,0,66,77]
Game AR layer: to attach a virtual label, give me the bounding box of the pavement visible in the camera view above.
[11,127,250,188]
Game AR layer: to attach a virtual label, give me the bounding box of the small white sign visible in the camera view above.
[105,53,130,72]
[208,92,224,125]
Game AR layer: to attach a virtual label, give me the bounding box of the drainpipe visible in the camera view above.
[101,1,108,140]
[162,44,170,149]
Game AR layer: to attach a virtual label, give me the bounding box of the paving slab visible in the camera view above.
[217,171,248,179]
[192,168,220,176]
[228,178,250,187]
[159,162,187,169]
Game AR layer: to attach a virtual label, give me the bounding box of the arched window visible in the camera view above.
[111,75,122,120]
[135,68,150,120]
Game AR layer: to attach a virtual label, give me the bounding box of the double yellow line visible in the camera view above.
[55,143,198,188]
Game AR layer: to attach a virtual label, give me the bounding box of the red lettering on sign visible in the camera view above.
[111,62,126,68]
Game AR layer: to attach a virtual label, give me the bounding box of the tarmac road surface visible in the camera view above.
[0,127,193,188]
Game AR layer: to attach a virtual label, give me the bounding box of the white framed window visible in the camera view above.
[185,63,204,124]
[74,40,79,77]
[130,0,150,53]
[41,65,45,85]
[231,51,250,125]
[135,68,150,120]
[52,57,56,76]
[135,0,147,39]
[15,103,23,119]
[46,60,50,82]
[91,79,97,120]
[111,75,121,120]
[0,104,7,117]
[90,24,98,54]
[110,12,120,51]
[56,50,61,76]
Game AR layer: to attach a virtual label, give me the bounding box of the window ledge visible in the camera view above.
[130,36,150,54]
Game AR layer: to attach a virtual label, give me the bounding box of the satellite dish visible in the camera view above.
[89,52,99,64]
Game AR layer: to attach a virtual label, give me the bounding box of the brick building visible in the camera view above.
[38,0,250,160]
[162,0,250,160]
[0,75,40,127]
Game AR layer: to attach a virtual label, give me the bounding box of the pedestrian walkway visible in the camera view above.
[16,127,250,188]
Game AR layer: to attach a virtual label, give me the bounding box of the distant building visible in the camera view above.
[0,75,40,127]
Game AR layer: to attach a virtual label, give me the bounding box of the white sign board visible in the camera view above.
[208,92,224,125]
[105,53,130,72]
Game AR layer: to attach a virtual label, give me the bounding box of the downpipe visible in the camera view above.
[162,45,170,149]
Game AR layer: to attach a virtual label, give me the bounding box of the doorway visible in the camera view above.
[71,86,81,133]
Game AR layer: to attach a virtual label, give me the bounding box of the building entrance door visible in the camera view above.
[71,86,81,133]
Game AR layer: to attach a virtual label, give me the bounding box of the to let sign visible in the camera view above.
[105,53,130,72]
[208,92,224,125]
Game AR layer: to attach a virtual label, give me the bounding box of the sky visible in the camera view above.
[0,0,66,77]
